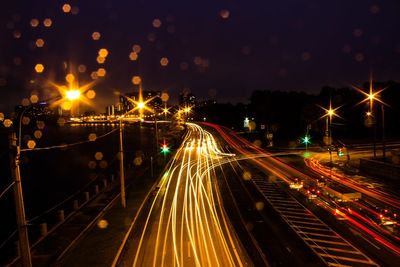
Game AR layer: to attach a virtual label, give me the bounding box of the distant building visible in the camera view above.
[197,99,217,107]
[15,102,56,120]
[106,105,115,116]
[179,91,196,107]
[141,90,162,111]
[119,94,133,113]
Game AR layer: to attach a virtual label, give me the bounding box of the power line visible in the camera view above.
[20,128,118,152]
[0,181,15,200]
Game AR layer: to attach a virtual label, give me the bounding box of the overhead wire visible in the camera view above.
[20,127,118,152]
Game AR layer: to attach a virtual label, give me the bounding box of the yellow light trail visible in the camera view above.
[130,123,247,266]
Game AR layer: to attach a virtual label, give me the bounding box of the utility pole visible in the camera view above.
[9,132,32,267]
[154,113,159,150]
[119,119,126,208]
[381,105,386,159]
[373,115,377,158]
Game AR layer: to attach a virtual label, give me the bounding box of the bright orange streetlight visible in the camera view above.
[65,89,81,101]
[162,106,171,120]
[352,77,387,111]
[318,99,342,162]
[318,100,341,144]
[353,78,389,158]
[137,101,145,110]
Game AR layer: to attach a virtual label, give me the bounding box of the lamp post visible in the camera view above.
[319,100,340,163]
[162,104,170,121]
[8,90,84,266]
[327,107,334,146]
[181,105,192,121]
[118,118,126,208]
[353,80,388,159]
[381,104,386,158]
[115,94,156,208]
[366,111,377,158]
[9,131,32,267]
[154,113,159,151]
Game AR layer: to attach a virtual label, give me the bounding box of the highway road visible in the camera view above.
[115,122,400,266]
[115,123,251,267]
[204,122,399,266]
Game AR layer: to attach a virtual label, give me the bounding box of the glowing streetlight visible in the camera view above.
[179,105,193,121]
[319,100,341,146]
[368,94,375,101]
[49,79,95,117]
[6,79,93,267]
[318,99,342,163]
[65,89,81,101]
[353,78,387,111]
[353,78,389,158]
[8,89,86,267]
[162,105,171,120]
[137,101,145,110]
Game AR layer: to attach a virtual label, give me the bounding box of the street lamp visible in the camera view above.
[180,105,192,121]
[365,111,377,157]
[9,92,83,267]
[319,99,341,163]
[6,81,91,266]
[353,79,389,158]
[8,132,32,267]
[162,104,170,120]
[65,89,81,101]
[137,101,145,110]
[116,94,157,208]
[319,100,341,145]
[49,78,94,118]
[118,117,126,208]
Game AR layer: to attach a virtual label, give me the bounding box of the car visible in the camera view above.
[289,178,303,189]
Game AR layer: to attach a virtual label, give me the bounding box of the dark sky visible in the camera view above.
[1,0,400,112]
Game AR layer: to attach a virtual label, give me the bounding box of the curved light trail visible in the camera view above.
[202,122,400,258]
[130,123,248,267]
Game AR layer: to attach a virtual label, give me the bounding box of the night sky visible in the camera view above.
[1,0,400,113]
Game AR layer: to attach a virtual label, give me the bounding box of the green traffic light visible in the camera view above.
[161,144,170,154]
[302,136,311,144]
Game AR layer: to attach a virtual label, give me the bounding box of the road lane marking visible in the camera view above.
[320,253,377,265]
[310,245,363,254]
[250,177,379,267]
[297,231,339,239]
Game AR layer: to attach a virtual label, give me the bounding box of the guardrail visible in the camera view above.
[6,173,117,266]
